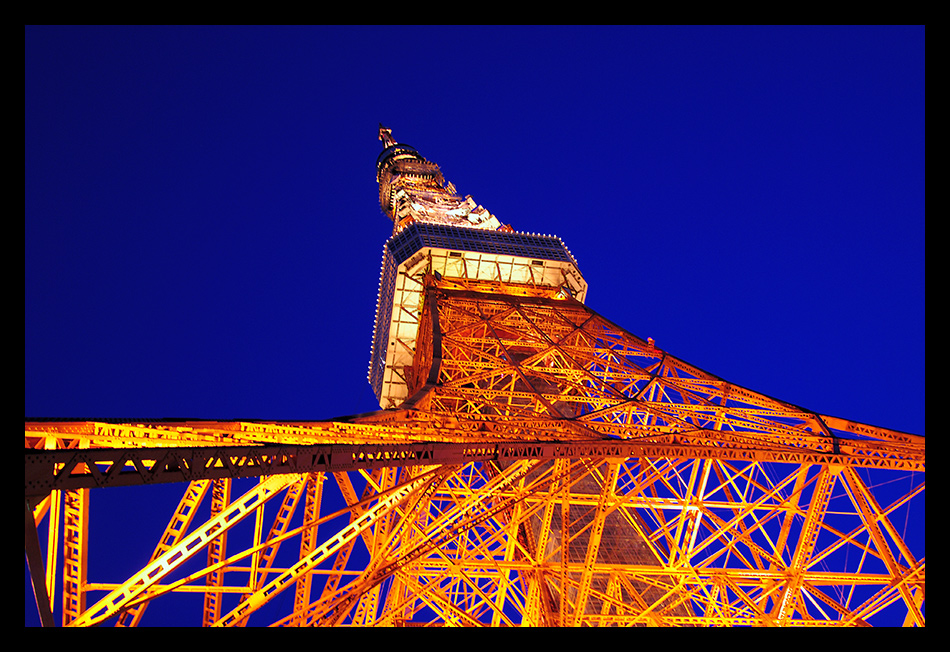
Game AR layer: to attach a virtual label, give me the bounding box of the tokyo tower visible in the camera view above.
[25,126,925,627]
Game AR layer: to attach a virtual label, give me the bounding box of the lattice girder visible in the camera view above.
[26,279,923,626]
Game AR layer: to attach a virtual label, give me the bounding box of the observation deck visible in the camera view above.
[369,222,587,408]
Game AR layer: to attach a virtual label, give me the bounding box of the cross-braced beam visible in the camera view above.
[25,280,923,626]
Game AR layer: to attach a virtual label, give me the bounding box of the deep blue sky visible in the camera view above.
[25,26,924,626]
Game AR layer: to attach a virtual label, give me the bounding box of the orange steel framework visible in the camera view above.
[25,128,925,627]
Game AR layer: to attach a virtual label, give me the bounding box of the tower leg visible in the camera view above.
[25,497,55,627]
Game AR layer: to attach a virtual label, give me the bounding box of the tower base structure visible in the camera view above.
[26,277,924,626]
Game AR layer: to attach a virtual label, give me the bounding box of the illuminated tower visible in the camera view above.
[25,128,925,627]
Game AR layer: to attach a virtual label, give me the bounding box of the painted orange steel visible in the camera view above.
[23,278,926,626]
[25,130,924,626]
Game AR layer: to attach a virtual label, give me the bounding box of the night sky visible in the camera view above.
[25,26,924,626]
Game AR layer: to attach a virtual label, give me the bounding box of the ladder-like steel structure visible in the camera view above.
[25,129,924,626]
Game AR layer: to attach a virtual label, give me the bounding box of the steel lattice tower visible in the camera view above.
[26,127,925,627]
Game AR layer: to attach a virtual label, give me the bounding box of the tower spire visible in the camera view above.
[375,125,505,235]
[378,123,396,149]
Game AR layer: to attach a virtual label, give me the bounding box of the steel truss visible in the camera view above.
[25,279,924,626]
